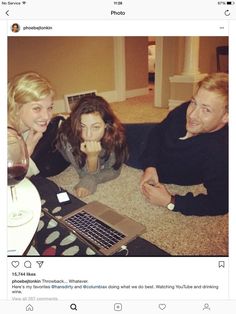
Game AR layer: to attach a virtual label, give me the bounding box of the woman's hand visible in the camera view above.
[25,129,43,156]
[75,186,91,198]
[80,141,102,157]
[80,141,102,172]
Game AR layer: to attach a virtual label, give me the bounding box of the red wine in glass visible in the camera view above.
[8,164,28,186]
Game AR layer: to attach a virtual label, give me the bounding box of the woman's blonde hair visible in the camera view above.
[8,72,54,131]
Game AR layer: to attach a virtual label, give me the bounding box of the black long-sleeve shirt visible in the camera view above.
[142,102,228,216]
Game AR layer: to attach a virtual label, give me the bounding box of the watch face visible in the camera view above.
[167,203,175,210]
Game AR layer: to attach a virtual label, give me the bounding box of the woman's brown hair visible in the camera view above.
[56,95,128,169]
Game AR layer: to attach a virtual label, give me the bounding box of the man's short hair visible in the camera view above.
[197,72,228,109]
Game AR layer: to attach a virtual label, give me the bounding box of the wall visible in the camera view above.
[8,36,149,111]
[125,37,148,91]
[8,36,227,112]
[199,36,228,73]
[8,37,115,100]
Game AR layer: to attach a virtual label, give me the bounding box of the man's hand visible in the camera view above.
[25,129,43,156]
[140,167,159,192]
[142,182,171,207]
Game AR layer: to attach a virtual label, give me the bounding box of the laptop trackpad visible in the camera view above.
[100,210,124,225]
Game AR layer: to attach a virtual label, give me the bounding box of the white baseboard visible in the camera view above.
[126,87,149,98]
[99,87,149,101]
[169,73,208,83]
[53,87,149,114]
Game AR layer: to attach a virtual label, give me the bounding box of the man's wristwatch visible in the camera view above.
[167,195,175,211]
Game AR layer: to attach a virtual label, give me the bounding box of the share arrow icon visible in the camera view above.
[36,261,44,268]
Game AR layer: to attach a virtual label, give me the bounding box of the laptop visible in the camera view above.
[60,201,146,256]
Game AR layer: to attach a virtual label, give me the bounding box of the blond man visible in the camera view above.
[141,73,228,216]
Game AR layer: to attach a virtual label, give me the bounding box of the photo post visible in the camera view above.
[0,1,235,313]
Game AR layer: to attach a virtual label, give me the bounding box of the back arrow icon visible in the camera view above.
[6,10,9,16]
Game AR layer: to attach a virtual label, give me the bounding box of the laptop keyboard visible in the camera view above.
[65,211,125,249]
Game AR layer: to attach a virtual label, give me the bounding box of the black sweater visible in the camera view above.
[142,102,228,216]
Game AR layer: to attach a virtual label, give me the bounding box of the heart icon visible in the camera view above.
[159,304,166,310]
[11,261,19,268]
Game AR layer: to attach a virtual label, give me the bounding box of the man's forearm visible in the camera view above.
[174,193,228,216]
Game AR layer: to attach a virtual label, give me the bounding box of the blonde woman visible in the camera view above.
[8,72,54,177]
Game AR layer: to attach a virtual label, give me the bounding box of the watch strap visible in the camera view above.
[167,195,175,211]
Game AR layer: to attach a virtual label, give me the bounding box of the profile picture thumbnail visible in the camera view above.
[11,23,20,33]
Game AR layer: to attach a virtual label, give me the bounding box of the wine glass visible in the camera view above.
[7,128,31,226]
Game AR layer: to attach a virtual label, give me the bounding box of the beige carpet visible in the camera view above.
[110,93,168,124]
[49,164,228,256]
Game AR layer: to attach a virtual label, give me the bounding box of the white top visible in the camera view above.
[7,178,41,256]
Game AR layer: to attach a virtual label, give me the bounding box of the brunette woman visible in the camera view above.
[56,95,128,197]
